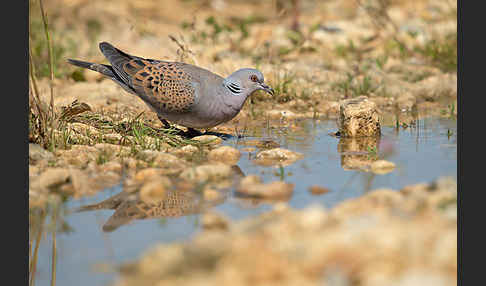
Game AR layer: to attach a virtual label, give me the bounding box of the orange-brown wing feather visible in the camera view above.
[122,59,196,113]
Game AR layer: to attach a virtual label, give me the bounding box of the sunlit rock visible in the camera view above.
[338,96,381,137]
[139,150,188,175]
[134,168,170,182]
[202,211,230,231]
[180,163,233,183]
[237,175,294,199]
[171,145,201,158]
[254,148,303,167]
[308,185,330,195]
[29,143,54,163]
[30,168,70,192]
[203,188,223,201]
[208,146,241,165]
[191,135,223,146]
[370,160,396,174]
[240,139,280,149]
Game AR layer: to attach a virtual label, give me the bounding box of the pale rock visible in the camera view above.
[370,160,396,174]
[31,168,70,192]
[29,144,54,162]
[191,135,223,146]
[308,185,331,195]
[202,211,230,231]
[208,146,241,165]
[254,148,304,167]
[237,175,294,199]
[180,163,233,183]
[339,96,381,137]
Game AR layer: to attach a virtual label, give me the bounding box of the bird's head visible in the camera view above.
[224,68,274,97]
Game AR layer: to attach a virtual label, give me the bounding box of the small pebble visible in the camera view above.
[191,135,223,146]
[371,160,396,174]
[207,146,241,165]
[308,185,330,195]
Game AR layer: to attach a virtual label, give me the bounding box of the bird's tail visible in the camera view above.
[67,58,116,78]
[97,41,141,85]
[98,42,135,67]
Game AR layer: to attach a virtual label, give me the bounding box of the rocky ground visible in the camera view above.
[29,0,457,285]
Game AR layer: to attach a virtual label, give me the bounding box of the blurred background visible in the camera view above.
[29,0,456,85]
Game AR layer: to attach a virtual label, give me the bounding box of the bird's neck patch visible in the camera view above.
[224,79,242,96]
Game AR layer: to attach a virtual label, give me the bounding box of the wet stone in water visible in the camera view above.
[203,188,223,201]
[139,150,188,175]
[253,148,304,167]
[179,163,233,183]
[134,168,169,182]
[370,160,396,174]
[31,168,71,192]
[237,175,294,199]
[207,146,241,165]
[308,185,330,195]
[239,139,280,149]
[171,145,200,158]
[338,96,381,137]
[202,211,230,231]
[191,135,223,146]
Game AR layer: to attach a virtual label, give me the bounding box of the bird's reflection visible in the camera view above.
[77,165,245,232]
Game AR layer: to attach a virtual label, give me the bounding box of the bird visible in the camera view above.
[67,42,274,135]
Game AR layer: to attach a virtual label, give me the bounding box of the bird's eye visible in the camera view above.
[250,75,258,82]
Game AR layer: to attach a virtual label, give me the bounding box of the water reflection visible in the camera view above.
[77,189,227,232]
[337,136,381,171]
[76,166,246,232]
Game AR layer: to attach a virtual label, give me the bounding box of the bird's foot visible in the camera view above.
[184,127,204,138]
[157,116,172,130]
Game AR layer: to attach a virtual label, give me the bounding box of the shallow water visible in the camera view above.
[32,116,457,286]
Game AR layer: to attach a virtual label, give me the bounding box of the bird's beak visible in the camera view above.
[260,83,274,96]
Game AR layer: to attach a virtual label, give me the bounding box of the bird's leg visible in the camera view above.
[186,127,203,137]
[157,115,172,129]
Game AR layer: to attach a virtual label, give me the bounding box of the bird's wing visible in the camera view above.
[124,60,197,112]
[99,42,197,113]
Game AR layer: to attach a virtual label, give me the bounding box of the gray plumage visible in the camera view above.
[68,42,274,129]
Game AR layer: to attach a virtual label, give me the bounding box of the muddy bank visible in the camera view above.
[113,177,456,286]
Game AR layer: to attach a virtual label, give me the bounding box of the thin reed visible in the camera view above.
[29,0,57,150]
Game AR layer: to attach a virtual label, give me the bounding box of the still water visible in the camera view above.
[32,116,457,286]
